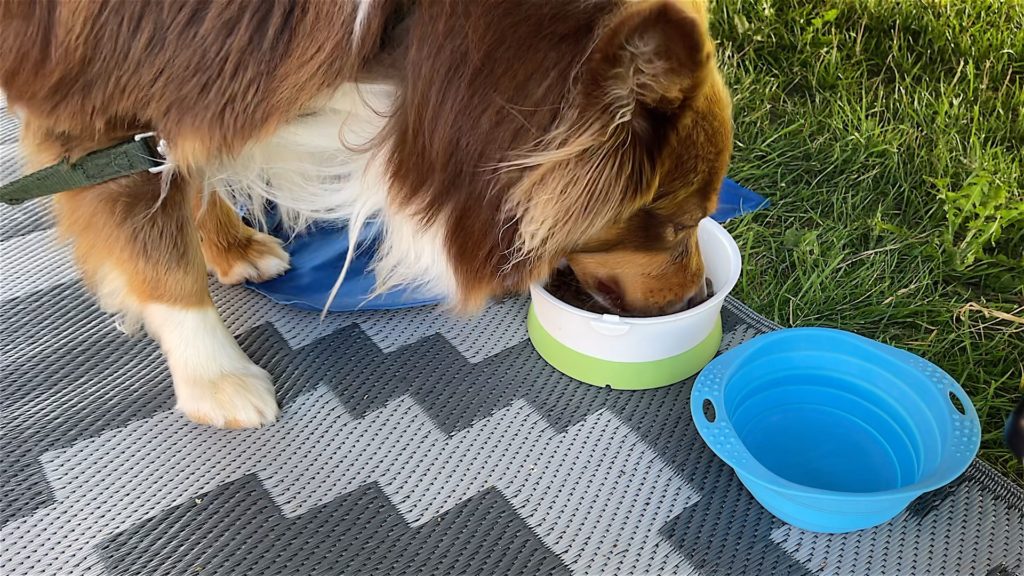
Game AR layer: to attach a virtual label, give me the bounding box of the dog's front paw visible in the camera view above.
[205,231,291,285]
[175,363,280,429]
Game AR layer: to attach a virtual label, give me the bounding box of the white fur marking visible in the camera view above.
[144,304,279,428]
[353,0,376,48]
[210,83,458,310]
[372,198,458,302]
[211,232,291,285]
[216,250,290,285]
[211,83,394,231]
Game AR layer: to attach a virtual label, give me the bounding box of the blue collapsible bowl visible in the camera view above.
[691,328,981,533]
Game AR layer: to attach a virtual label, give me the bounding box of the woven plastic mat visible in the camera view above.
[2,97,1022,576]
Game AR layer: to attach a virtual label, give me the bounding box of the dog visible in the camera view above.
[0,0,732,428]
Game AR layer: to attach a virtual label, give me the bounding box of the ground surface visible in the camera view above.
[711,0,1023,483]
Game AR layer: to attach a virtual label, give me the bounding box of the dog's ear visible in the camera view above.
[502,1,715,270]
[586,0,713,121]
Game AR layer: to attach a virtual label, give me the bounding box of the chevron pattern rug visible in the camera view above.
[2,96,1022,576]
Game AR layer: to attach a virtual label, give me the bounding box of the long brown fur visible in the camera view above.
[0,0,732,427]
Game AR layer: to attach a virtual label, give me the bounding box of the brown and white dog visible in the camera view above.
[0,0,732,428]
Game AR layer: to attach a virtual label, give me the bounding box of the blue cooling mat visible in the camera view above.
[248,177,769,312]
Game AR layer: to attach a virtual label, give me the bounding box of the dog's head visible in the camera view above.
[389,0,731,315]
[506,0,732,316]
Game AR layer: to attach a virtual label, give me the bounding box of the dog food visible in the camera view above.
[545,267,714,316]
[546,267,609,314]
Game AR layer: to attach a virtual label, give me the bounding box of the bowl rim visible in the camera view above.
[531,217,743,325]
[691,327,981,500]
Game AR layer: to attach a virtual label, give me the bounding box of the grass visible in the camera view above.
[709,0,1024,484]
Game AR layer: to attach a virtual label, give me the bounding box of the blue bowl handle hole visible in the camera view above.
[948,389,967,416]
[702,398,717,423]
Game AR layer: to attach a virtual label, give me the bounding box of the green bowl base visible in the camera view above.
[527,305,722,390]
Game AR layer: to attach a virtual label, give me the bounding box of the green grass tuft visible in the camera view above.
[712,0,1023,484]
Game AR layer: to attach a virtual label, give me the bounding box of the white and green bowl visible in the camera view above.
[528,217,742,390]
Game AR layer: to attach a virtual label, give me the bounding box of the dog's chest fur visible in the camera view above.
[209,82,458,303]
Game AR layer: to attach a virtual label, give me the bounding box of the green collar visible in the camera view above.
[0,133,170,206]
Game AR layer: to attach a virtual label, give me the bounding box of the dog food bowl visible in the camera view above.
[691,328,981,533]
[527,217,741,390]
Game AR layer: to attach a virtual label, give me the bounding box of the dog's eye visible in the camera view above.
[671,223,691,235]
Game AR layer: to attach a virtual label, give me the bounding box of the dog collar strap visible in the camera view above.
[0,133,169,206]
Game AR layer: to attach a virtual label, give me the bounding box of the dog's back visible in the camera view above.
[0,0,388,165]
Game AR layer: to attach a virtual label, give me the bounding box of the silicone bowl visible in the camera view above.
[691,328,981,533]
[528,217,741,390]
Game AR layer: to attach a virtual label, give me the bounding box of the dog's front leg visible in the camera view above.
[27,131,280,428]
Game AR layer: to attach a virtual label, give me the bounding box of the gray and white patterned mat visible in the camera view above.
[1,98,1022,576]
